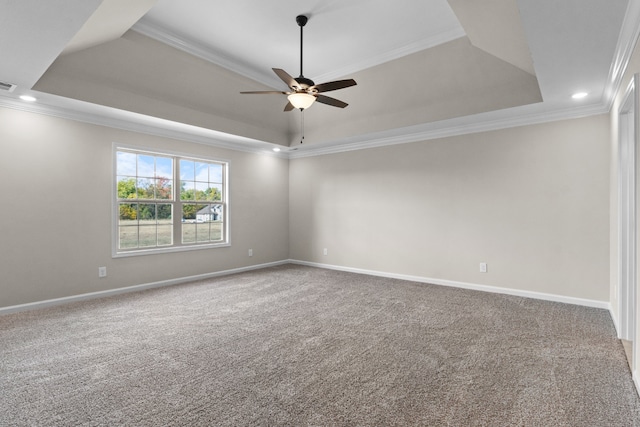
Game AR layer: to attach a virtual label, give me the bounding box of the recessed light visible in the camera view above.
[572,92,588,100]
[273,147,281,152]
[19,95,37,102]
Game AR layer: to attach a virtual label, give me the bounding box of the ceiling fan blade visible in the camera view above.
[311,79,357,93]
[315,94,349,108]
[284,101,295,112]
[273,68,297,89]
[240,91,288,95]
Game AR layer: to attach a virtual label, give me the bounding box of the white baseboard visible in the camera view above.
[0,260,289,315]
[634,370,640,397]
[1,259,611,315]
[289,259,610,310]
[610,306,622,338]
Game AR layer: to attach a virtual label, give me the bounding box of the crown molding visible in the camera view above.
[288,102,609,158]
[0,92,288,158]
[603,0,640,110]
[312,28,466,84]
[132,20,465,89]
[131,21,284,89]
[0,88,609,161]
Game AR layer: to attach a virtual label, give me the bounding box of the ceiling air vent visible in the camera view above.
[0,81,17,92]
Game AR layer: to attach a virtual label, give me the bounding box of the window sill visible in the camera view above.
[112,242,231,258]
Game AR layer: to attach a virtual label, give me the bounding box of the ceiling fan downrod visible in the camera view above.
[296,15,308,78]
[239,14,356,113]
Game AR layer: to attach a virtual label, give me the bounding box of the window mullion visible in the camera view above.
[174,157,182,247]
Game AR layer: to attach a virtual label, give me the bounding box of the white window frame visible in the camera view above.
[112,143,230,258]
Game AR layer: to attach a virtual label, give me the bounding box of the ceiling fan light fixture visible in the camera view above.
[240,15,356,113]
[288,92,316,110]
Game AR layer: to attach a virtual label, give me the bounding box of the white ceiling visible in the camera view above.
[135,0,466,88]
[0,0,636,155]
[132,0,628,108]
[0,0,102,88]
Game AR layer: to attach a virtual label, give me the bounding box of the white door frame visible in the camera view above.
[618,74,639,353]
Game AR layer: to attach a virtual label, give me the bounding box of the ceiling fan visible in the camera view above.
[241,15,357,112]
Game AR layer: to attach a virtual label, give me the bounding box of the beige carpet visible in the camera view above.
[1,264,639,426]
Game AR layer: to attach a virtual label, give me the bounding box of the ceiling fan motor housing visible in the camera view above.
[294,76,315,91]
[239,13,356,111]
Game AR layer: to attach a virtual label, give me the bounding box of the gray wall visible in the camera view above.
[0,107,290,308]
[0,106,612,309]
[290,115,610,302]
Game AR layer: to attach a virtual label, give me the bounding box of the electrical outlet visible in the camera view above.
[98,266,107,278]
[323,248,328,256]
[248,249,253,257]
[479,262,487,273]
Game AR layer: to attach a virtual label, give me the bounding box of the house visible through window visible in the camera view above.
[115,147,228,255]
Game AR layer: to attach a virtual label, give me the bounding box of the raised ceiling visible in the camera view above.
[0,0,635,155]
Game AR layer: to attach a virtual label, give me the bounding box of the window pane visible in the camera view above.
[182,203,210,243]
[180,159,194,181]
[117,152,136,176]
[138,203,156,221]
[196,222,210,242]
[195,182,209,200]
[136,178,154,199]
[180,203,224,243]
[209,164,223,183]
[119,203,138,222]
[157,225,172,246]
[137,154,155,178]
[138,226,157,248]
[204,184,222,201]
[195,162,208,181]
[182,203,205,221]
[157,204,172,221]
[192,203,218,222]
[155,178,172,200]
[181,181,195,200]
[211,222,223,242]
[155,156,173,179]
[182,222,196,244]
[119,226,138,249]
[212,204,223,221]
[117,177,137,199]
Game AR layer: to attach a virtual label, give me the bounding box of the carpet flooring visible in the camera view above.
[1,264,639,426]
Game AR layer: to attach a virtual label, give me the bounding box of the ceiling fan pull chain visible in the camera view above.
[300,109,305,143]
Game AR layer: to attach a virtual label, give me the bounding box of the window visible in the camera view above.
[115,147,228,255]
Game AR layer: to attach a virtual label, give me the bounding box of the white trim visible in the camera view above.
[131,21,465,90]
[289,259,610,310]
[304,28,465,84]
[617,76,639,343]
[603,0,640,109]
[288,102,608,158]
[0,260,289,315]
[611,305,622,337]
[1,259,611,316]
[634,370,640,397]
[131,21,284,90]
[0,93,288,158]
[111,143,231,257]
[0,88,608,161]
